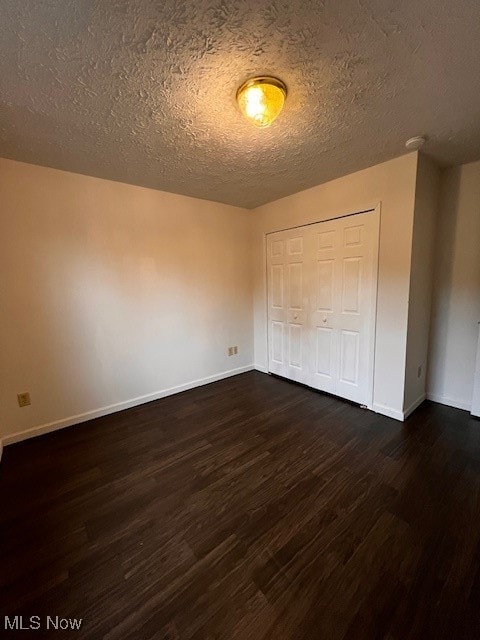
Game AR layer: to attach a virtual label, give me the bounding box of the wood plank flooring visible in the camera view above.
[1,371,480,639]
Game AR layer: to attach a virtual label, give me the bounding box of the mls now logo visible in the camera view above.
[4,616,83,631]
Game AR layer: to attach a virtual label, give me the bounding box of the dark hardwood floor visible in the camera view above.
[1,371,480,639]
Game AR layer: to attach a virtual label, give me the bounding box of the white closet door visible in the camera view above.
[266,230,310,385]
[318,212,377,404]
[309,220,338,395]
[267,210,379,407]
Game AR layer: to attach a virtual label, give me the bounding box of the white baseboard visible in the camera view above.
[4,369,470,453]
[426,392,471,412]
[372,403,405,422]
[403,393,427,419]
[2,365,254,447]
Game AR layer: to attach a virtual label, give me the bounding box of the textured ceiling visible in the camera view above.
[1,1,480,208]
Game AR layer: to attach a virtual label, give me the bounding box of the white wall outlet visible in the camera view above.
[417,365,422,378]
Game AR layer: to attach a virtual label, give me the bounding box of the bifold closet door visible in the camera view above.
[310,212,378,404]
[266,229,310,385]
[267,210,378,407]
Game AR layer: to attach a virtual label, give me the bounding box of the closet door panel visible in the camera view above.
[267,210,378,407]
[267,229,310,385]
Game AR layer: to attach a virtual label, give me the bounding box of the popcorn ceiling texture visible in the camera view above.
[0,0,479,208]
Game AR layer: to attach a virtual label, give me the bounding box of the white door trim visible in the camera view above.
[366,204,381,410]
[265,203,381,410]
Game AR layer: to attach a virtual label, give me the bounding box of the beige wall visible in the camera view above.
[3,150,473,444]
[403,154,441,414]
[427,160,480,410]
[0,158,253,442]
[252,153,419,420]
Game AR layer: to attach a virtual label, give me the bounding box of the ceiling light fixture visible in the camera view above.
[236,76,287,128]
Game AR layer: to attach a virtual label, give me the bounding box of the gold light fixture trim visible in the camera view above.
[236,76,287,128]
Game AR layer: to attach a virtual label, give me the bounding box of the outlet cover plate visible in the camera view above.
[17,392,31,407]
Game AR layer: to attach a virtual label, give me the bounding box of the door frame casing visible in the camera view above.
[264,203,381,411]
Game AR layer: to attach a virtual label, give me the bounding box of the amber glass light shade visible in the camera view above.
[236,77,287,128]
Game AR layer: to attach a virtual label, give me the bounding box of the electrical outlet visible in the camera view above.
[234,346,238,354]
[17,392,31,407]
[228,347,238,356]
[417,365,422,379]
